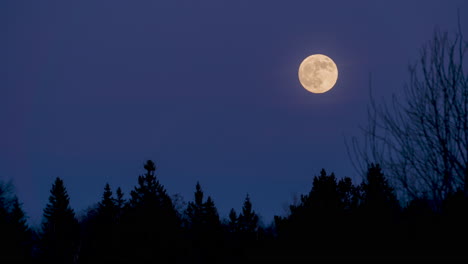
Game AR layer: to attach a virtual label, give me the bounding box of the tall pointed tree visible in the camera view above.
[98,183,116,219]
[337,176,361,211]
[360,163,399,214]
[238,194,259,236]
[204,196,221,228]
[39,177,79,264]
[276,169,361,256]
[9,197,32,259]
[185,182,221,233]
[81,183,120,263]
[0,183,32,262]
[185,182,222,262]
[122,160,180,261]
[115,187,125,210]
[186,182,204,229]
[358,164,400,255]
[310,169,341,213]
[227,208,238,233]
[129,160,175,214]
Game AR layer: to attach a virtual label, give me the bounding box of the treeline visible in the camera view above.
[1,160,468,263]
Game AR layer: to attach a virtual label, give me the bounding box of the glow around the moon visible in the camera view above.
[298,54,338,93]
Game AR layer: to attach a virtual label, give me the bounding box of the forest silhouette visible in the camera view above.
[2,28,468,262]
[1,160,468,262]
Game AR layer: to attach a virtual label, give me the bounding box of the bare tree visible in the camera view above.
[348,25,468,207]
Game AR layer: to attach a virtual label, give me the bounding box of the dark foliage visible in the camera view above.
[2,160,468,262]
[118,160,183,263]
[0,183,32,262]
[184,182,223,263]
[238,194,259,237]
[79,183,122,263]
[38,177,79,264]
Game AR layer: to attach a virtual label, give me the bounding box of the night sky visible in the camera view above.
[3,1,467,227]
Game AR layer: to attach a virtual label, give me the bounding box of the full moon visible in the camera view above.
[298,54,338,93]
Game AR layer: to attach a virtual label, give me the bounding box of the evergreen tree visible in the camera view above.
[9,197,32,259]
[337,176,360,211]
[115,187,125,210]
[39,177,79,264]
[227,208,238,233]
[185,182,222,261]
[287,169,343,228]
[0,183,11,259]
[186,182,204,229]
[0,183,32,262]
[99,183,115,211]
[129,160,175,214]
[360,163,399,214]
[203,196,221,229]
[276,169,361,257]
[309,169,341,213]
[121,160,181,262]
[186,182,221,229]
[98,183,116,219]
[358,164,400,256]
[80,183,120,263]
[238,194,259,236]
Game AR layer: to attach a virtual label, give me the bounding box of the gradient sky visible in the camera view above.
[3,0,467,227]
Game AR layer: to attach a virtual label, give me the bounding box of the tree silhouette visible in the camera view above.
[274,169,364,258]
[227,208,238,233]
[120,160,181,262]
[186,182,204,230]
[360,163,399,213]
[287,169,341,232]
[238,194,259,238]
[39,177,79,264]
[337,176,361,211]
[5,157,468,261]
[186,182,221,229]
[115,187,125,210]
[98,183,116,215]
[80,183,121,263]
[440,190,468,256]
[0,182,32,262]
[358,164,401,256]
[309,169,342,213]
[185,182,222,262]
[350,27,468,206]
[8,197,32,260]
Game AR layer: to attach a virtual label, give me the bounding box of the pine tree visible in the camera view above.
[81,183,120,262]
[310,169,341,213]
[0,183,32,262]
[186,182,204,229]
[129,160,174,213]
[98,183,116,219]
[122,160,180,261]
[39,177,79,264]
[0,183,11,259]
[358,164,400,255]
[186,183,221,230]
[238,194,259,236]
[277,169,361,256]
[115,187,125,210]
[185,182,222,262]
[287,169,343,227]
[228,208,238,233]
[337,177,360,211]
[360,163,399,213]
[204,196,220,227]
[9,197,31,258]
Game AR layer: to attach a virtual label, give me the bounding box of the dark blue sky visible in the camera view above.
[3,1,467,227]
